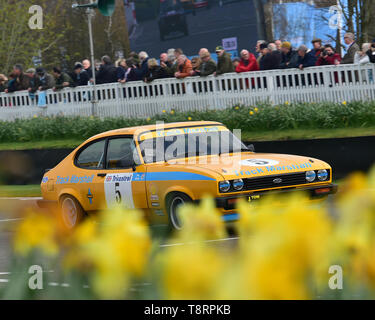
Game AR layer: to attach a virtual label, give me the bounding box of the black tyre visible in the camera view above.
[166,193,192,231]
[59,195,84,229]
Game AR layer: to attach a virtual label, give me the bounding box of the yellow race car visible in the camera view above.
[40,121,337,230]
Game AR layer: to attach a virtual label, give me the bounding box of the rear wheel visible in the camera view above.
[166,193,192,231]
[60,195,84,229]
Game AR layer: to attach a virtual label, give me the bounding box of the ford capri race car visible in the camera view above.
[40,121,338,230]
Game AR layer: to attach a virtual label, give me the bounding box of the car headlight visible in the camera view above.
[219,180,231,192]
[233,179,244,191]
[317,169,328,181]
[306,170,316,182]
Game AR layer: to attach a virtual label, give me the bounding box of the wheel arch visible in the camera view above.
[163,186,195,207]
[58,188,84,207]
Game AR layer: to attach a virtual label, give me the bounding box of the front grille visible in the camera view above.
[242,170,331,192]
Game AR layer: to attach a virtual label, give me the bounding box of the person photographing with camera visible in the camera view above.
[316,44,342,66]
[366,39,375,63]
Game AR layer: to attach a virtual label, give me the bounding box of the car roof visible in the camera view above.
[86,121,224,142]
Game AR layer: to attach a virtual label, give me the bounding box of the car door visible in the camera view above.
[74,138,108,212]
[101,136,148,211]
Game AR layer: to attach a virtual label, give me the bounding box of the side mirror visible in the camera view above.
[247,144,255,152]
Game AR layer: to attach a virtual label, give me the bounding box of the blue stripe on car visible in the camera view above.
[146,172,215,181]
[222,213,239,222]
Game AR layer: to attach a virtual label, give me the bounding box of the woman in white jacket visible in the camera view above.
[354,43,373,83]
[354,43,371,64]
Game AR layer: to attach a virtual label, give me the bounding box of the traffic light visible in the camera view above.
[72,0,115,17]
[97,0,115,17]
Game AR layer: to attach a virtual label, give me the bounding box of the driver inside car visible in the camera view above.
[117,140,136,168]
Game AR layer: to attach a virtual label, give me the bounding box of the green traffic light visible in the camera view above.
[98,0,115,16]
[72,0,115,17]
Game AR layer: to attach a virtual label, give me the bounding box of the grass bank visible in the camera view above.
[0,185,41,197]
[0,126,374,151]
[0,101,373,150]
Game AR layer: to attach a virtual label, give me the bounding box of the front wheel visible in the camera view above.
[166,193,192,231]
[60,195,84,229]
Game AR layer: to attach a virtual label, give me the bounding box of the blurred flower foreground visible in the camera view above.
[3,167,375,300]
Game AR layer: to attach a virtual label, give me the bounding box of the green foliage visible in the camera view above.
[0,101,374,143]
[0,0,130,75]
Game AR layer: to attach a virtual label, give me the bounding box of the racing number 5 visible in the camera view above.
[115,182,122,204]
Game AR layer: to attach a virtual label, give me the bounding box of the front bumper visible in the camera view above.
[216,184,338,212]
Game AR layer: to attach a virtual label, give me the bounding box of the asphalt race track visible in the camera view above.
[1,188,370,293]
[0,198,239,291]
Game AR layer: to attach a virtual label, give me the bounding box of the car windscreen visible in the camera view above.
[139,129,247,163]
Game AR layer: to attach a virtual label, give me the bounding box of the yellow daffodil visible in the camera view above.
[342,101,347,105]
[249,111,254,115]
[176,197,227,242]
[254,107,259,112]
[161,244,225,299]
[63,206,151,299]
[13,211,59,257]
[188,116,192,120]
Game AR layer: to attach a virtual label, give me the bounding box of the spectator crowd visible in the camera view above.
[1,32,375,94]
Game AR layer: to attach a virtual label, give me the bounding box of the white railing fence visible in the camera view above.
[0,63,374,121]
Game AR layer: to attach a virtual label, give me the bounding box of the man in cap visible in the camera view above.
[214,46,235,76]
[311,38,323,57]
[73,64,90,87]
[255,40,267,66]
[192,48,216,76]
[34,67,55,92]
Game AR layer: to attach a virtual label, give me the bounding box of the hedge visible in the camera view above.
[0,101,374,142]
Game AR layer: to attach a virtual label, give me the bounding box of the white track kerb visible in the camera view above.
[0,64,374,120]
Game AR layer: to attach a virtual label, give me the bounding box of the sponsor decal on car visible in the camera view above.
[56,175,95,184]
[235,162,313,177]
[104,173,135,208]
